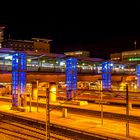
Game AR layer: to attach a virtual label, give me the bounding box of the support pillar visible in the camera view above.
[49,82,57,102]
[66,57,77,100]
[12,52,27,108]
[32,82,38,100]
[136,65,140,89]
[102,61,113,90]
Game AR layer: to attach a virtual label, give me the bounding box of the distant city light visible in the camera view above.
[129,58,140,61]
[27,59,31,62]
[60,61,65,66]
[4,55,12,60]
[42,60,45,63]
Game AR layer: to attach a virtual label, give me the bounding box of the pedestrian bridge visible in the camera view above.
[0,48,137,75]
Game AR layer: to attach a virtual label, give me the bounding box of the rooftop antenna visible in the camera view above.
[134,40,137,50]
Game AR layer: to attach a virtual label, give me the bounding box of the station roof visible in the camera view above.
[0,48,103,62]
[32,38,52,43]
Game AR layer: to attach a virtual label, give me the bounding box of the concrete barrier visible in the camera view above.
[11,106,28,112]
[60,100,88,106]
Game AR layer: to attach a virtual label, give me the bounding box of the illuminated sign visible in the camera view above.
[128,58,140,61]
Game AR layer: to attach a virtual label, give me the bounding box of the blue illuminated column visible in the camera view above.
[136,65,140,89]
[12,52,26,107]
[66,57,77,100]
[102,61,113,90]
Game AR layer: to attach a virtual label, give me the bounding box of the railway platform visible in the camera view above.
[0,99,140,139]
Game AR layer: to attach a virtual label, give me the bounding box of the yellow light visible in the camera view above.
[49,83,57,102]
[50,86,56,92]
[134,84,137,89]
[120,83,125,86]
[32,89,38,100]
[27,59,31,62]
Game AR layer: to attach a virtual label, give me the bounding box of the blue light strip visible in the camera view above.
[136,65,140,89]
[102,61,113,90]
[12,52,26,107]
[66,58,77,100]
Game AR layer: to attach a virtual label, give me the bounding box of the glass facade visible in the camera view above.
[136,65,140,89]
[12,52,26,107]
[66,58,77,100]
[102,61,113,90]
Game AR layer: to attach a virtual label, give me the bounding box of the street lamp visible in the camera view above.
[126,84,129,137]
[98,79,103,125]
[100,80,103,125]
[46,88,50,140]
[36,79,39,112]
[45,82,56,140]
[29,92,31,112]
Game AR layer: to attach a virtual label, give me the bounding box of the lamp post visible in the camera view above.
[98,79,104,125]
[46,88,50,140]
[126,84,129,137]
[45,82,56,140]
[36,79,39,112]
[100,80,103,125]
[29,81,35,112]
[29,92,31,112]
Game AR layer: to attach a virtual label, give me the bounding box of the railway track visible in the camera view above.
[0,111,117,140]
[0,117,73,140]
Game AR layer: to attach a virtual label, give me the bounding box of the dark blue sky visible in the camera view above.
[0,1,139,59]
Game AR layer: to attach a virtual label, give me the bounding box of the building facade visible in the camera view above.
[111,50,140,63]
[0,26,5,48]
[32,38,51,53]
[2,38,51,53]
[64,51,90,57]
[122,50,140,63]
[110,53,122,61]
[3,39,34,51]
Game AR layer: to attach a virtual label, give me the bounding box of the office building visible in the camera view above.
[0,26,5,48]
[2,38,51,53]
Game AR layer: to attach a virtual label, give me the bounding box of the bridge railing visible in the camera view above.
[0,64,137,75]
[112,70,136,75]
[0,65,12,71]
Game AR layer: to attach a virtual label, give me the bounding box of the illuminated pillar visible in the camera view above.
[102,61,113,90]
[136,65,140,89]
[66,57,77,100]
[12,52,26,107]
[49,82,57,102]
